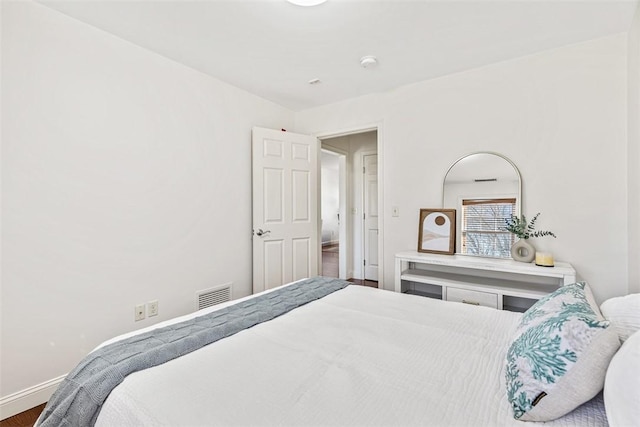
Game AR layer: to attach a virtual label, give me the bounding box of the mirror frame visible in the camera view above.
[442,151,522,256]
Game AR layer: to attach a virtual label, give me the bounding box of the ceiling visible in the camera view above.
[39,0,639,111]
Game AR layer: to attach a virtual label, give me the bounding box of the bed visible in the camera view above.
[37,277,637,426]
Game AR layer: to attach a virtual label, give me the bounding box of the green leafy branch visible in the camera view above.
[504,213,556,240]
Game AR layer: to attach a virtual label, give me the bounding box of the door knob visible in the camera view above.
[256,229,271,237]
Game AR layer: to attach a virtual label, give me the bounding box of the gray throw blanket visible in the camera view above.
[37,277,350,427]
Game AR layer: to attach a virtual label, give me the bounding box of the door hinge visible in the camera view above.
[363,213,366,220]
[363,166,366,174]
[364,259,367,266]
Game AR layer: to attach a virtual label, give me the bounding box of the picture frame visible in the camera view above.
[418,209,456,255]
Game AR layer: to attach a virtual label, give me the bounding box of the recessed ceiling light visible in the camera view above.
[286,0,328,6]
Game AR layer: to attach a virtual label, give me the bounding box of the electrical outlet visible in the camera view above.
[148,300,159,317]
[135,304,145,321]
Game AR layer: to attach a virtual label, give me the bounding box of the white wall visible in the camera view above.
[628,6,640,294]
[296,34,629,303]
[0,0,4,397]
[1,1,293,399]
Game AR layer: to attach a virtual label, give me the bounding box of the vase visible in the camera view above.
[511,239,535,263]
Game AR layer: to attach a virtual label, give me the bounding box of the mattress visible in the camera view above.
[93,284,606,426]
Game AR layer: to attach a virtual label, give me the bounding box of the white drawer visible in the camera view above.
[446,287,498,309]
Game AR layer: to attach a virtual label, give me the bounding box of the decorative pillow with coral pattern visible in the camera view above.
[505,282,620,421]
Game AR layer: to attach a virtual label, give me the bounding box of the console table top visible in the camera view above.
[395,251,576,278]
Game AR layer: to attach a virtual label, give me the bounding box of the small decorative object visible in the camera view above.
[504,213,556,263]
[511,239,536,263]
[535,252,555,267]
[418,209,456,255]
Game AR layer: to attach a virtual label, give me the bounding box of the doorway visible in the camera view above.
[321,150,344,278]
[320,130,378,285]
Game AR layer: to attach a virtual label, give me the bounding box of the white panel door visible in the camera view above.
[363,154,378,281]
[252,127,319,293]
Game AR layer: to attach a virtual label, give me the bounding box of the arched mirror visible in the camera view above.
[442,152,521,258]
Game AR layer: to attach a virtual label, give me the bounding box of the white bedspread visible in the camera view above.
[96,285,607,426]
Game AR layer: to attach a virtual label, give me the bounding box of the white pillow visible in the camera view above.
[604,330,640,427]
[600,294,640,342]
[505,282,620,421]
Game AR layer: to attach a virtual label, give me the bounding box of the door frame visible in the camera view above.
[320,146,348,279]
[314,122,384,289]
[361,150,378,281]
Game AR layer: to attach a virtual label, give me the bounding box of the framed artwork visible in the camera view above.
[418,209,456,255]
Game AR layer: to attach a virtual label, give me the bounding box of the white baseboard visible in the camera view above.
[0,375,65,421]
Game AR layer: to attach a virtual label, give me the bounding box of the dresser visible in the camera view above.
[395,251,576,312]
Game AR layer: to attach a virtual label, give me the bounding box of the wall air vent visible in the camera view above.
[196,283,232,311]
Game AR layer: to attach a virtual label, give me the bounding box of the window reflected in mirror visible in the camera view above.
[461,198,516,257]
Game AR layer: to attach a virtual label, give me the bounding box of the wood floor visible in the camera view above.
[3,249,376,426]
[347,278,379,288]
[322,243,378,288]
[0,404,45,427]
[321,243,340,278]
